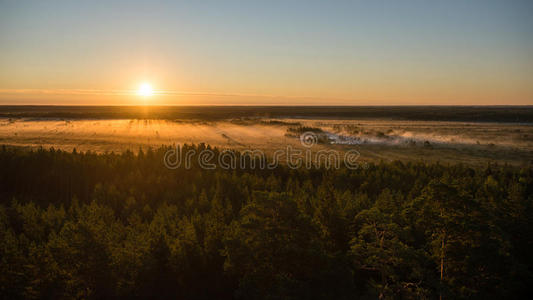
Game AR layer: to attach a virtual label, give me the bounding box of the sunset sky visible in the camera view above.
[1,0,532,105]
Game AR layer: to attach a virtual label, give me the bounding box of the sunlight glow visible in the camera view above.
[137,83,154,97]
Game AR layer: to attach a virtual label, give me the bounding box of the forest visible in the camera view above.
[1,105,532,123]
[0,144,532,299]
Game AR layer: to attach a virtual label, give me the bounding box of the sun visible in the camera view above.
[137,83,154,97]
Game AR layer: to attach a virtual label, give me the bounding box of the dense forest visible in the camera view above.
[1,106,532,123]
[0,145,532,299]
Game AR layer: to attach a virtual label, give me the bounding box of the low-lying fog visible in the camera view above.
[1,118,531,166]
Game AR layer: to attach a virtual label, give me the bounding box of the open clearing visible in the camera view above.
[1,116,531,167]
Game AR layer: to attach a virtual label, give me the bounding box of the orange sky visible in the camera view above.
[1,1,532,105]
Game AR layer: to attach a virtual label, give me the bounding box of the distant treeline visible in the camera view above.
[1,105,532,122]
[0,145,532,299]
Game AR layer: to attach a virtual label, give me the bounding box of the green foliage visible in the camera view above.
[0,145,531,299]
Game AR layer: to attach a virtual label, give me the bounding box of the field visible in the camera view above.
[1,106,532,167]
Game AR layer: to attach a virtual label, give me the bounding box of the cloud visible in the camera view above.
[0,88,377,106]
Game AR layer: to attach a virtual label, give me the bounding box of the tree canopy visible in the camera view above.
[0,145,531,299]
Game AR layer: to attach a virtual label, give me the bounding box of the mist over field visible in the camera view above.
[0,107,532,167]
